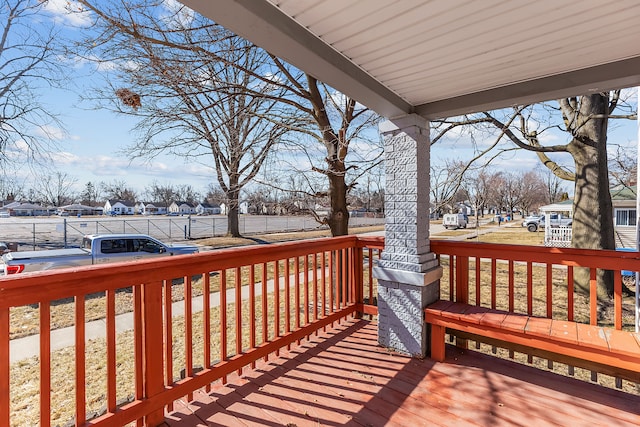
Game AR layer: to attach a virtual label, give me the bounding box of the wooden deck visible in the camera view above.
[161,319,640,427]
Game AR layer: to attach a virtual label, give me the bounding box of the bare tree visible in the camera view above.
[74,1,382,236]
[0,173,25,201]
[31,171,77,207]
[0,0,66,166]
[433,92,638,297]
[100,179,137,202]
[74,2,296,237]
[430,160,468,217]
[79,181,102,206]
[609,144,637,191]
[518,170,549,215]
[464,168,501,219]
[145,181,175,207]
[538,166,569,205]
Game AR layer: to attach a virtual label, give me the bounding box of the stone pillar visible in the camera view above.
[373,114,442,358]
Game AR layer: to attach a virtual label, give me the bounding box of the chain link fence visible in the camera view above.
[1,214,384,251]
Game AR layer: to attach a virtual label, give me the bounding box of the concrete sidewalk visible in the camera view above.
[9,270,315,363]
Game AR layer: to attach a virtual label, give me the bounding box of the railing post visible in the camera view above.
[142,281,165,426]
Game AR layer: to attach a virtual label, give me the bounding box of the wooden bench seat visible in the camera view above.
[424,300,640,382]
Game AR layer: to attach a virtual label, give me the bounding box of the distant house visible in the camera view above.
[12,202,49,216]
[219,201,248,215]
[611,185,637,248]
[138,202,169,215]
[538,186,639,248]
[104,200,136,215]
[195,202,221,215]
[169,201,195,215]
[59,204,103,216]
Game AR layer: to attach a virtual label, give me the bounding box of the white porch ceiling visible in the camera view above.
[180,0,640,119]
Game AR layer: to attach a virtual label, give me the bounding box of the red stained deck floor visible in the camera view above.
[162,320,640,426]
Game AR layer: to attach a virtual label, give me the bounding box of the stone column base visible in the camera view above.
[374,265,442,357]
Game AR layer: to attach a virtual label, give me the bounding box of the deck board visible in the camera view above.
[163,319,640,427]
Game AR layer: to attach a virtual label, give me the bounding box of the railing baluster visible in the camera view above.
[546,264,553,319]
[614,270,622,330]
[567,266,574,322]
[133,285,143,426]
[284,258,290,348]
[590,268,597,326]
[274,261,280,356]
[142,280,164,426]
[447,254,454,301]
[508,260,514,312]
[220,270,227,384]
[40,301,51,427]
[312,253,318,325]
[185,275,193,395]
[329,251,334,316]
[368,248,374,306]
[203,273,212,388]
[261,262,268,362]
[249,264,256,368]
[475,257,481,307]
[491,259,497,309]
[341,249,347,310]
[75,294,86,425]
[527,261,533,316]
[106,289,116,414]
[295,256,301,338]
[0,307,8,427]
[304,254,310,327]
[163,279,173,404]
[322,251,327,319]
[235,267,242,375]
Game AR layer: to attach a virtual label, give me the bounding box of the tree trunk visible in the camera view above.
[227,182,241,237]
[327,163,349,236]
[567,95,615,298]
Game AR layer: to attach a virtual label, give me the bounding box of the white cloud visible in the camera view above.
[41,0,92,27]
[160,0,195,29]
[35,125,66,141]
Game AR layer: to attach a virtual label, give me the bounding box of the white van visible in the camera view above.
[442,213,468,229]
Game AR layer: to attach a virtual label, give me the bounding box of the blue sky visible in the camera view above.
[15,1,640,197]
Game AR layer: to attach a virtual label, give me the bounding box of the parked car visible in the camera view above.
[442,213,468,230]
[522,213,572,232]
[0,211,9,218]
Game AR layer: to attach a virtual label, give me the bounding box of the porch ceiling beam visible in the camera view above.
[416,56,640,119]
[180,0,412,119]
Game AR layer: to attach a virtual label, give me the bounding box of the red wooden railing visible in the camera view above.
[0,235,382,427]
[5,235,639,426]
[431,240,640,331]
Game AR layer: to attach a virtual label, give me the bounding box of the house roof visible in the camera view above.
[108,199,136,207]
[13,203,46,210]
[180,0,640,120]
[611,185,637,201]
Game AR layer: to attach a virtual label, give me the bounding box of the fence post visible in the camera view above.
[63,218,68,248]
